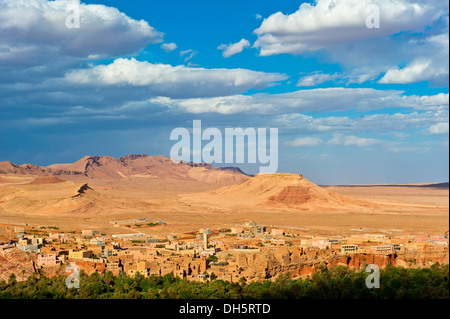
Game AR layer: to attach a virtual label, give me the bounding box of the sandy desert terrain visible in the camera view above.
[0,155,448,239]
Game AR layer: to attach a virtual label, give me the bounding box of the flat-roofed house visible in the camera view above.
[271,229,284,236]
[69,249,93,260]
[230,227,244,234]
[341,245,358,254]
[36,254,58,266]
[371,245,394,255]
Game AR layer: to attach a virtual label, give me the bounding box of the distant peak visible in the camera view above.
[0,161,18,169]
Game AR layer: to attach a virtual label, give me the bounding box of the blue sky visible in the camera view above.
[0,0,448,184]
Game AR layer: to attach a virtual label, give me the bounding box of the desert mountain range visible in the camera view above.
[0,154,249,185]
[0,154,448,235]
[0,154,374,215]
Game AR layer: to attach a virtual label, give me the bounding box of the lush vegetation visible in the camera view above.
[0,263,448,299]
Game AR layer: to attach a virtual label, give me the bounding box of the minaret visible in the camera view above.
[203,233,208,250]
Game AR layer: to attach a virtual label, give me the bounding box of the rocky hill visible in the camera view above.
[182,173,376,209]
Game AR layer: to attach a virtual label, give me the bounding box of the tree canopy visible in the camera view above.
[0,263,447,299]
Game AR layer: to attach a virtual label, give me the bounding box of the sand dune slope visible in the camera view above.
[0,177,127,216]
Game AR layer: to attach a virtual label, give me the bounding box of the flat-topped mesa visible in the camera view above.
[25,177,65,185]
[254,173,304,180]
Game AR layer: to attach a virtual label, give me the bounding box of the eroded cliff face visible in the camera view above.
[402,250,450,266]
[0,247,34,282]
[327,250,449,270]
[227,248,449,282]
[328,254,397,270]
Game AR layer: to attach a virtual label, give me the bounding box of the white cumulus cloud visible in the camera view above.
[161,42,177,52]
[218,39,251,58]
[285,137,324,147]
[64,58,287,97]
[253,0,446,56]
[327,134,382,147]
[143,88,448,115]
[0,0,163,63]
[297,73,338,86]
[378,33,449,84]
[427,122,450,135]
